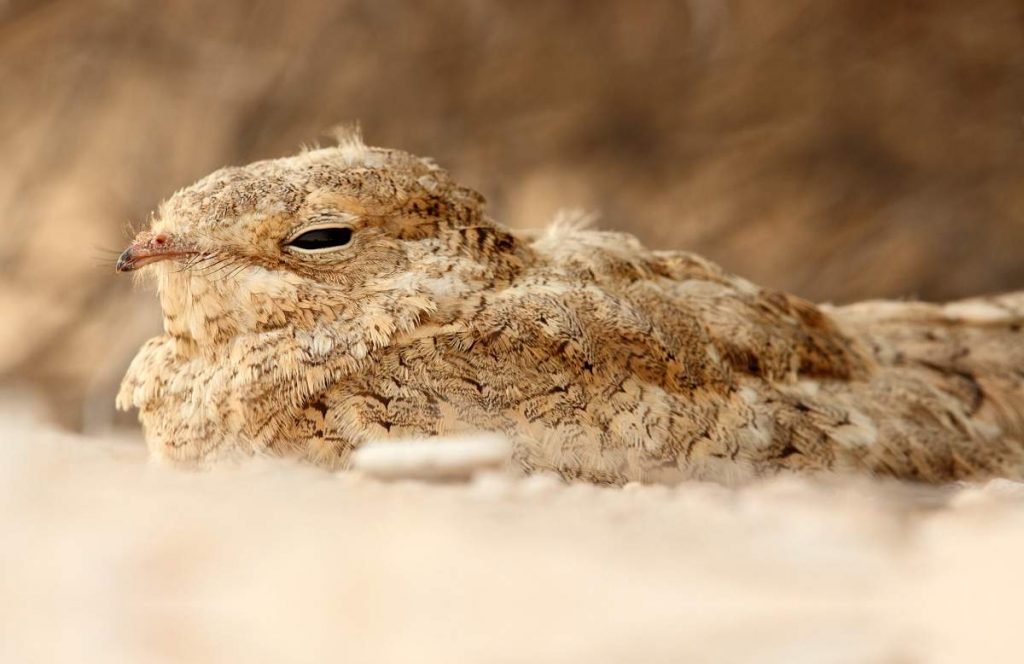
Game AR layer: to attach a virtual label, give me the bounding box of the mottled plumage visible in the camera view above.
[117,134,1024,484]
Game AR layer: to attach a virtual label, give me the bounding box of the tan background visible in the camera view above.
[2,0,1023,430]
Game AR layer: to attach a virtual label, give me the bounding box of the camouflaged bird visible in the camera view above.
[116,132,1024,484]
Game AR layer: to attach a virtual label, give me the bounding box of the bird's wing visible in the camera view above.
[529,224,870,387]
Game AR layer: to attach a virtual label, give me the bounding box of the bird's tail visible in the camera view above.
[829,293,1024,440]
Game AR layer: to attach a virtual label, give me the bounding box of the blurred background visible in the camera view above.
[1,0,1023,433]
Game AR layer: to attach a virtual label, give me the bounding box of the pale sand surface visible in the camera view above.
[2,399,1023,663]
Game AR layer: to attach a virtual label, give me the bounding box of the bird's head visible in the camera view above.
[117,132,530,353]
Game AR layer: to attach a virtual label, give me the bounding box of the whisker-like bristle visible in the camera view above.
[222,263,249,281]
[195,257,236,276]
[121,220,141,241]
[91,245,127,270]
[189,253,217,269]
[91,248,125,259]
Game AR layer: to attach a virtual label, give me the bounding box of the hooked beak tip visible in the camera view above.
[115,248,136,273]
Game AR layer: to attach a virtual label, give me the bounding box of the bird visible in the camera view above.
[116,130,1024,485]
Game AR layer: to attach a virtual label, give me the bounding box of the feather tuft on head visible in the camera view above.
[544,208,599,240]
[329,123,368,161]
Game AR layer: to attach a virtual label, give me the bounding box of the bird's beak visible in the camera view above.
[115,231,196,273]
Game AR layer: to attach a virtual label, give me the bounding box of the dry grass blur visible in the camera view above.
[1,0,1023,430]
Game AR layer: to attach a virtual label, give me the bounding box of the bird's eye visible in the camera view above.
[286,226,354,252]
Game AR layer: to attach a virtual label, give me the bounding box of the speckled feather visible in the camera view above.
[117,133,1024,484]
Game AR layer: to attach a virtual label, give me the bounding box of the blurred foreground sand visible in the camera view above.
[3,397,1024,663]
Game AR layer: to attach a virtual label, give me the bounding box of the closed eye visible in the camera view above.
[286,226,354,252]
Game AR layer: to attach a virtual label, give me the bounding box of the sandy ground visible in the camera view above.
[2,397,1024,664]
